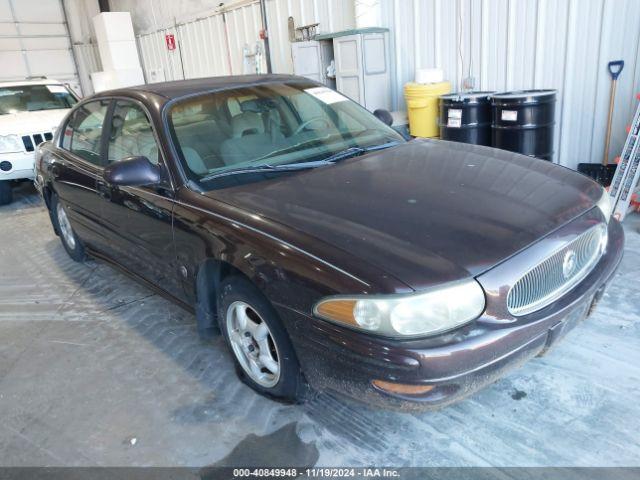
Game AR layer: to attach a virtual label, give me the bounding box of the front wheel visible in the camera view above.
[0,180,12,206]
[218,276,306,402]
[51,194,86,262]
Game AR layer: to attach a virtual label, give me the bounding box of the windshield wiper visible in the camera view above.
[199,141,401,182]
[255,133,343,161]
[255,134,400,163]
[199,159,333,182]
[321,140,401,163]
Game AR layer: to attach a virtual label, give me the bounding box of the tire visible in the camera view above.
[51,194,86,262]
[0,180,12,206]
[218,276,306,402]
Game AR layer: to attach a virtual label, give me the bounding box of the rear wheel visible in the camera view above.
[0,180,12,205]
[218,276,306,402]
[51,194,86,262]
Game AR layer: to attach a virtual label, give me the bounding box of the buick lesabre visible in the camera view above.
[35,75,624,409]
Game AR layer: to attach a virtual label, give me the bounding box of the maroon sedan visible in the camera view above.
[35,75,624,409]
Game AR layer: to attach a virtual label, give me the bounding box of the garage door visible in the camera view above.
[0,0,81,94]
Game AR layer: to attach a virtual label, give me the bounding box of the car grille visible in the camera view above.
[21,132,53,152]
[507,223,607,316]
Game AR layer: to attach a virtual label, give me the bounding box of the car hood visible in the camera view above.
[205,140,603,290]
[0,109,69,135]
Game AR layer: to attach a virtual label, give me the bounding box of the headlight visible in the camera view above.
[314,279,486,338]
[596,187,613,222]
[0,134,23,153]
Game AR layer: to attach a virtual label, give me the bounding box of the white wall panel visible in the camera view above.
[225,2,265,74]
[137,3,263,81]
[589,0,640,166]
[138,27,185,82]
[135,0,354,81]
[265,0,355,74]
[178,15,230,78]
[383,0,640,168]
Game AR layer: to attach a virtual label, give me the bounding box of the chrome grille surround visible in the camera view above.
[507,223,608,316]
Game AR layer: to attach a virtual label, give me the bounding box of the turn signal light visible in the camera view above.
[372,379,435,396]
[315,299,358,326]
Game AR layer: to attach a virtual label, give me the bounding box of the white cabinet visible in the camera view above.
[333,34,363,104]
[291,40,335,88]
[291,28,391,112]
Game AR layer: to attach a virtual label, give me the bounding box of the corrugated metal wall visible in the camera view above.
[178,15,230,78]
[133,0,640,168]
[138,27,186,81]
[136,0,354,81]
[136,2,265,81]
[265,0,355,73]
[382,0,640,167]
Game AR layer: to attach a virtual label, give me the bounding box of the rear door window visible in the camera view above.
[62,100,110,166]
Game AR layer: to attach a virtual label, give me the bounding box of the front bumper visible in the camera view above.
[0,151,36,181]
[277,218,624,410]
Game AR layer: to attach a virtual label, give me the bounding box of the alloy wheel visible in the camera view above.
[56,202,76,250]
[226,301,281,388]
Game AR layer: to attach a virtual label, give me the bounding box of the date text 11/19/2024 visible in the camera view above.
[231,467,401,478]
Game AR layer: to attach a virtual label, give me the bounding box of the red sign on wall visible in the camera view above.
[165,34,176,51]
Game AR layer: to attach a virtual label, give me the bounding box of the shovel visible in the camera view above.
[578,60,624,185]
[603,60,624,166]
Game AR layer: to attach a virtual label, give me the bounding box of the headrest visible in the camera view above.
[231,111,264,138]
[239,98,277,113]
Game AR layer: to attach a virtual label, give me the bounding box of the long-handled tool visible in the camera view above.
[577,60,625,185]
[608,95,640,221]
[603,60,624,166]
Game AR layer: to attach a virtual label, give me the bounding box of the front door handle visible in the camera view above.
[96,180,112,200]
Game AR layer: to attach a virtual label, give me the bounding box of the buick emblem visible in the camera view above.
[562,250,577,278]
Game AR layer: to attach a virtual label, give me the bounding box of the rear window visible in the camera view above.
[0,84,77,115]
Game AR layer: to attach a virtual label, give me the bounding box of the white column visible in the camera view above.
[91,12,144,91]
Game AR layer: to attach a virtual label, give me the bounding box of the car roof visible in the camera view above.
[97,74,311,100]
[0,78,65,88]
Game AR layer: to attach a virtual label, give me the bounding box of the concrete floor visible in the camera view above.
[0,182,639,467]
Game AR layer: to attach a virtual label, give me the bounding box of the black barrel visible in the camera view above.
[439,91,494,146]
[491,90,556,161]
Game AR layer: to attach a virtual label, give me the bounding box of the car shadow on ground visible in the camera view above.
[0,181,42,214]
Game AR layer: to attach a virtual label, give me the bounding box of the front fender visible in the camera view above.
[171,188,411,317]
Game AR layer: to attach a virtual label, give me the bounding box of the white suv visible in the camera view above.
[0,79,78,205]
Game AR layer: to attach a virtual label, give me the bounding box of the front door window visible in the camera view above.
[107,101,160,165]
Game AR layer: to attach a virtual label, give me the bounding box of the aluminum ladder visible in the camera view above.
[608,96,640,220]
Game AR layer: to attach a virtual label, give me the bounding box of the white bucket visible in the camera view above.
[415,68,444,84]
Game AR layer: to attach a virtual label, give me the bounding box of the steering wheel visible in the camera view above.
[292,117,331,136]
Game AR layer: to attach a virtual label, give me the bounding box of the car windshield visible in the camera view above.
[0,84,77,115]
[167,82,404,185]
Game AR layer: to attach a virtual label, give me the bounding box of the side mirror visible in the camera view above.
[103,156,160,187]
[373,109,393,126]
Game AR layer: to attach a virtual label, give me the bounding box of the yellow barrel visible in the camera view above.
[404,81,451,137]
